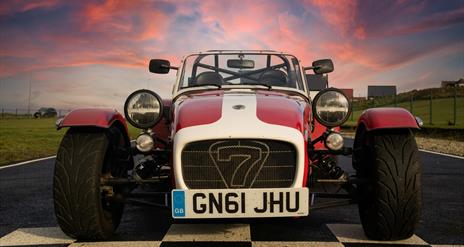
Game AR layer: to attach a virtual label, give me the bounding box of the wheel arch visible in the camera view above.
[58,108,131,145]
[357,107,419,131]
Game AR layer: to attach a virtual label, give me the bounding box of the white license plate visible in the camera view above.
[171,188,308,218]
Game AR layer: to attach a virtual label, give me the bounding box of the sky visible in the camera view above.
[0,0,463,111]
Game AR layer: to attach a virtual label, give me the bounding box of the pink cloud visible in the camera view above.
[304,0,359,37]
[0,0,462,103]
[0,0,60,16]
[80,0,169,41]
[20,0,59,12]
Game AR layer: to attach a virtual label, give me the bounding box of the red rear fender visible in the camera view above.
[358,107,419,131]
[58,108,128,133]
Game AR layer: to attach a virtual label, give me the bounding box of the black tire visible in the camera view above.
[353,127,421,240]
[53,127,128,240]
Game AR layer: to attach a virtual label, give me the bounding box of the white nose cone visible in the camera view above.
[325,132,344,150]
[136,134,154,153]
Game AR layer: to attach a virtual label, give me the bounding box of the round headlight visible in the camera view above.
[136,133,154,153]
[325,132,344,150]
[124,89,164,129]
[312,88,351,127]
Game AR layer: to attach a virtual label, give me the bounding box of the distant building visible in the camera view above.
[339,88,353,100]
[367,85,397,98]
[441,78,463,88]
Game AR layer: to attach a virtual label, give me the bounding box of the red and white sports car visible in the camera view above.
[54,50,422,241]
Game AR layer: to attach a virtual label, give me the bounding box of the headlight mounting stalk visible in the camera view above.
[308,129,353,158]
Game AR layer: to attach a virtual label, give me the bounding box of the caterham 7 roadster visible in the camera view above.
[53,50,422,241]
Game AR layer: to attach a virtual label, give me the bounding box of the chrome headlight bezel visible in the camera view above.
[124,89,164,129]
[312,88,351,127]
[324,132,344,151]
[136,133,155,153]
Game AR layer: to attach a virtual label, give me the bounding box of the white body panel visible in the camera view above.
[173,93,306,189]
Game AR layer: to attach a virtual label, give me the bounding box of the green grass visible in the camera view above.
[0,118,142,166]
[0,118,64,166]
[345,97,464,128]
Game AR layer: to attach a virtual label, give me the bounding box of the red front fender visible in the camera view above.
[58,108,128,132]
[357,107,419,131]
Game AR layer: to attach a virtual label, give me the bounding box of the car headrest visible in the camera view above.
[259,70,287,87]
[195,72,224,86]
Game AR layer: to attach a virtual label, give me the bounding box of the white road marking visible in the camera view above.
[0,140,136,171]
[431,245,464,247]
[419,149,464,160]
[327,224,428,245]
[252,241,343,246]
[431,244,464,247]
[69,241,161,247]
[0,156,56,170]
[162,223,251,242]
[0,227,74,246]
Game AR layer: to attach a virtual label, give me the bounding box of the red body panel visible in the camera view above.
[152,99,172,148]
[60,108,128,132]
[255,91,311,186]
[358,107,419,131]
[256,91,307,132]
[311,120,341,150]
[173,92,223,132]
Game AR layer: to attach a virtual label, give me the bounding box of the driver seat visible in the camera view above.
[195,72,224,86]
[259,70,287,87]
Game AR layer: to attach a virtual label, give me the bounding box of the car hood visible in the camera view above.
[173,90,309,135]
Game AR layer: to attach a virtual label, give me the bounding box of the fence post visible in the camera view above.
[454,84,457,125]
[1,108,3,119]
[351,98,354,121]
[410,94,413,114]
[15,109,18,118]
[429,89,433,125]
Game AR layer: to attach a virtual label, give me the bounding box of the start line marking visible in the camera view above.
[0,224,431,246]
[0,156,56,170]
[419,149,464,160]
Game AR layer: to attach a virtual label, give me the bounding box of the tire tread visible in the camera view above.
[356,129,422,240]
[53,129,117,240]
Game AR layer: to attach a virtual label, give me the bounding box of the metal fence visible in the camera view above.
[0,108,72,119]
[349,86,464,127]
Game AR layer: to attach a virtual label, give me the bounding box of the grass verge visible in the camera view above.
[1,117,462,166]
[346,97,464,128]
[0,118,141,166]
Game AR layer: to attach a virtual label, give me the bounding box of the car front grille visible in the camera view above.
[181,139,296,189]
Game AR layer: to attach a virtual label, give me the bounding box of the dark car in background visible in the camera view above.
[33,107,57,118]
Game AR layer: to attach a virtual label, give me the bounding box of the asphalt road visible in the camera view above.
[1,143,463,245]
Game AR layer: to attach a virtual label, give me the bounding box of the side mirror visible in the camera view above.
[149,59,171,74]
[312,59,334,74]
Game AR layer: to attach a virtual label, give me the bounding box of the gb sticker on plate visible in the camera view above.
[172,190,185,217]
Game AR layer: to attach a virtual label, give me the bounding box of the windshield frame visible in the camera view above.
[173,51,308,98]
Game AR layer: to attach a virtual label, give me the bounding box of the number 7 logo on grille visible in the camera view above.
[208,140,270,188]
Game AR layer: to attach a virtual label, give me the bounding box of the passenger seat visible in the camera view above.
[195,72,224,86]
[259,70,287,87]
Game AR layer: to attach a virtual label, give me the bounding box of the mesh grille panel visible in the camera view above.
[181,139,296,189]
